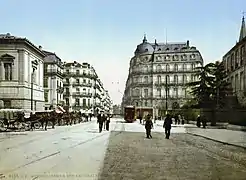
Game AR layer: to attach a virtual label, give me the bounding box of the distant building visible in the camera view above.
[63,61,112,113]
[122,35,203,117]
[0,33,45,110]
[222,16,246,106]
[43,50,64,110]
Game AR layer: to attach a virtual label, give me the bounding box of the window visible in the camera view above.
[157,75,161,84]
[174,75,178,84]
[166,64,170,71]
[76,88,80,93]
[75,99,80,106]
[66,69,69,74]
[183,75,187,83]
[83,99,86,107]
[76,79,79,84]
[83,79,86,83]
[66,98,69,105]
[144,89,148,97]
[157,88,161,97]
[182,88,187,98]
[144,76,148,83]
[44,77,48,87]
[66,78,69,83]
[136,89,140,96]
[3,100,11,108]
[183,63,187,71]
[76,70,80,75]
[166,75,170,83]
[174,88,178,97]
[44,90,48,102]
[4,63,12,80]
[88,99,90,106]
[174,64,178,71]
[166,88,170,97]
[157,65,161,71]
[145,100,148,106]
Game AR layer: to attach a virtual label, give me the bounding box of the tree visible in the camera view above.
[210,61,230,109]
[186,63,215,108]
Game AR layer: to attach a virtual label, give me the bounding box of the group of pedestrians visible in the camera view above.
[97,113,111,133]
[196,115,207,128]
[144,113,173,139]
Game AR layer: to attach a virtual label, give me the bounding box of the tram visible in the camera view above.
[124,105,136,123]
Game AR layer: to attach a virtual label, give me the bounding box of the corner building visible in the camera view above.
[0,33,45,110]
[122,35,203,117]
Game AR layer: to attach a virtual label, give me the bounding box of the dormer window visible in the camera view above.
[165,55,170,60]
[190,54,196,59]
[174,47,178,50]
[145,49,148,52]
[158,48,161,51]
[166,48,169,51]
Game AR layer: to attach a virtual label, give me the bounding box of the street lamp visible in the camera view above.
[31,68,36,111]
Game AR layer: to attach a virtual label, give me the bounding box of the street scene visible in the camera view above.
[1,0,246,179]
[1,119,246,180]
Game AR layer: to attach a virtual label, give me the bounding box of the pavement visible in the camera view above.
[0,118,246,180]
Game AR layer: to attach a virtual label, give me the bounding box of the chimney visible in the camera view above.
[39,45,42,50]
[186,40,190,47]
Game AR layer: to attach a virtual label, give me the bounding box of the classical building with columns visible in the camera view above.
[222,16,246,106]
[0,33,45,110]
[43,50,64,110]
[122,35,203,117]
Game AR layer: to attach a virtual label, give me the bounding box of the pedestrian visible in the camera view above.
[97,113,103,133]
[196,115,201,128]
[106,114,110,131]
[139,115,142,124]
[102,114,107,130]
[145,114,153,138]
[163,114,172,139]
[201,116,207,128]
[174,115,178,125]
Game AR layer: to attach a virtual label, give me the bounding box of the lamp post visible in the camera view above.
[31,68,36,111]
[165,75,168,115]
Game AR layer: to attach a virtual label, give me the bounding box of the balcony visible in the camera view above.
[63,72,97,79]
[155,81,187,86]
[45,69,63,77]
[131,81,153,87]
[72,92,92,97]
[63,92,70,97]
[72,82,92,87]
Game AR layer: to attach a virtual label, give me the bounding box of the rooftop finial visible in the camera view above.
[143,34,147,43]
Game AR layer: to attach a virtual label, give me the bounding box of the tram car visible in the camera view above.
[124,105,136,123]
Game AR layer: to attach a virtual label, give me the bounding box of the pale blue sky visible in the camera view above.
[1,0,246,104]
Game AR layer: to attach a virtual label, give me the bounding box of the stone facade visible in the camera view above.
[222,16,246,106]
[122,35,203,117]
[43,50,64,110]
[63,61,112,113]
[0,33,45,111]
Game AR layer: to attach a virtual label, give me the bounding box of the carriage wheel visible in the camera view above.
[0,121,7,132]
[34,122,41,129]
[14,122,22,130]
[24,122,31,131]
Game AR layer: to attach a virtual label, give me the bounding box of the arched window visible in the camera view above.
[157,64,161,72]
[157,75,161,84]
[174,64,178,71]
[166,75,170,83]
[166,64,170,71]
[174,75,178,84]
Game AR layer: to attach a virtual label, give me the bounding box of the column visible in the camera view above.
[0,62,4,80]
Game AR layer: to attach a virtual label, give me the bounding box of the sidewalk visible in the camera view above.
[186,127,246,149]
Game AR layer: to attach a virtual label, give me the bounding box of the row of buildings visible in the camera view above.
[0,33,113,113]
[122,15,246,118]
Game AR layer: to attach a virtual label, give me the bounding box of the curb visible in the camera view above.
[187,132,246,150]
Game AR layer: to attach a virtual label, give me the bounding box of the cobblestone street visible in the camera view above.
[99,132,246,180]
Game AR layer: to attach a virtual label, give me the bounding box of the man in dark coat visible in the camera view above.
[196,115,201,128]
[163,114,172,139]
[145,114,153,138]
[97,113,103,133]
[105,114,110,131]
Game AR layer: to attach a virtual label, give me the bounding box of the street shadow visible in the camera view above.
[87,130,99,133]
